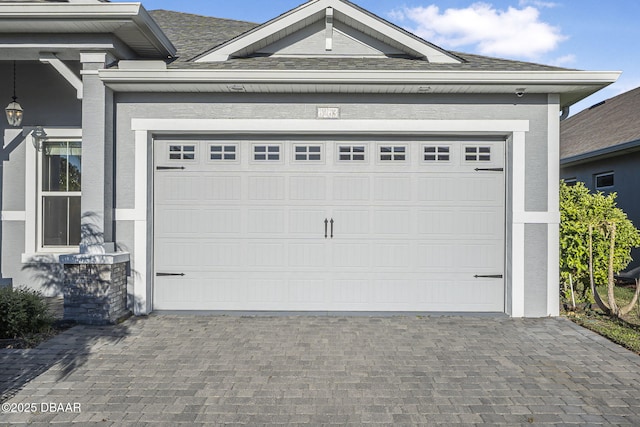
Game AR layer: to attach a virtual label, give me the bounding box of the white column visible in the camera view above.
[133,130,150,314]
[547,95,561,316]
[511,130,526,317]
[79,52,115,254]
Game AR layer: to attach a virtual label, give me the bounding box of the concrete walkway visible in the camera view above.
[1,315,640,425]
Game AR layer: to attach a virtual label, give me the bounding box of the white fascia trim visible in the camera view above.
[0,3,176,58]
[195,0,328,62]
[132,119,529,134]
[40,53,83,99]
[0,3,142,18]
[100,69,621,87]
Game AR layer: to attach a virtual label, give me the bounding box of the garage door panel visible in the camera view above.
[373,210,411,235]
[288,209,327,235]
[288,242,327,268]
[247,209,285,234]
[373,243,412,268]
[417,209,503,236]
[156,241,243,268]
[202,176,242,201]
[290,176,327,200]
[332,242,370,268]
[249,176,285,200]
[246,242,286,267]
[331,209,370,235]
[333,176,370,201]
[374,177,411,201]
[417,176,502,204]
[154,139,505,312]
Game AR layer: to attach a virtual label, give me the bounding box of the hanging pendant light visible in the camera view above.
[5,61,23,127]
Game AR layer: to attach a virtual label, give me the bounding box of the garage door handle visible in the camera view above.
[156,272,185,277]
[156,166,186,170]
[330,218,334,239]
[324,219,328,238]
[474,274,503,279]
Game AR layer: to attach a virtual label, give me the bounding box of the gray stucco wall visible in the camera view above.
[525,223,549,317]
[0,61,81,291]
[561,150,640,271]
[113,91,551,314]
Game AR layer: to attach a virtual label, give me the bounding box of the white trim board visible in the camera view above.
[129,118,547,317]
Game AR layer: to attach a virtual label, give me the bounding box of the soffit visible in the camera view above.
[0,2,176,59]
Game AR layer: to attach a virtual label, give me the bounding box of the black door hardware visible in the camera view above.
[474,274,503,279]
[156,272,185,277]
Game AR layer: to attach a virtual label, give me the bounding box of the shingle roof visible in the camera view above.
[149,9,571,72]
[560,86,640,160]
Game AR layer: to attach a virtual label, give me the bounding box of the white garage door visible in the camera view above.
[153,139,505,312]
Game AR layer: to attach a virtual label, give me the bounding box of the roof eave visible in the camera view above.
[97,69,620,101]
[0,2,176,59]
[561,137,640,166]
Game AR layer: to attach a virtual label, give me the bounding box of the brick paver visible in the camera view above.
[2,315,640,425]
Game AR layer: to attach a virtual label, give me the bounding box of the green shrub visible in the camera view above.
[0,287,53,339]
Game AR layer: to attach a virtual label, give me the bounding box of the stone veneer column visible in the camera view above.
[60,253,130,325]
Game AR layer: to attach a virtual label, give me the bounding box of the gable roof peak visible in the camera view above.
[194,0,461,64]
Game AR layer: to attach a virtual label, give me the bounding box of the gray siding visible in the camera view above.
[561,150,640,271]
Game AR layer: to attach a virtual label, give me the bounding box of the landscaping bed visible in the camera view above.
[564,284,640,354]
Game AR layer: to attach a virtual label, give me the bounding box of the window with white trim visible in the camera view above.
[464,146,491,162]
[338,145,366,161]
[423,145,451,162]
[40,140,81,247]
[209,144,237,161]
[253,144,281,161]
[379,145,407,162]
[595,172,614,190]
[169,144,196,161]
[294,145,322,161]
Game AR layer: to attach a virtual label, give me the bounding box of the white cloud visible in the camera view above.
[551,54,576,66]
[518,0,559,8]
[393,2,567,60]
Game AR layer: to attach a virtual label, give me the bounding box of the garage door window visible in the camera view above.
[209,144,237,161]
[169,144,197,161]
[338,145,366,161]
[253,144,281,161]
[294,145,323,161]
[423,145,451,162]
[379,145,407,162]
[40,140,81,247]
[464,146,491,162]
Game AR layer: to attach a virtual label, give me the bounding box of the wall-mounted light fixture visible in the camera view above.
[31,126,47,151]
[5,61,24,127]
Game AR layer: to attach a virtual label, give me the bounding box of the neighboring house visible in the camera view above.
[0,0,619,319]
[560,86,640,273]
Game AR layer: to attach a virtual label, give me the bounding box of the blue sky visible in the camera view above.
[121,0,640,115]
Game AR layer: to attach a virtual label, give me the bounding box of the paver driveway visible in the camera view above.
[1,315,640,425]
